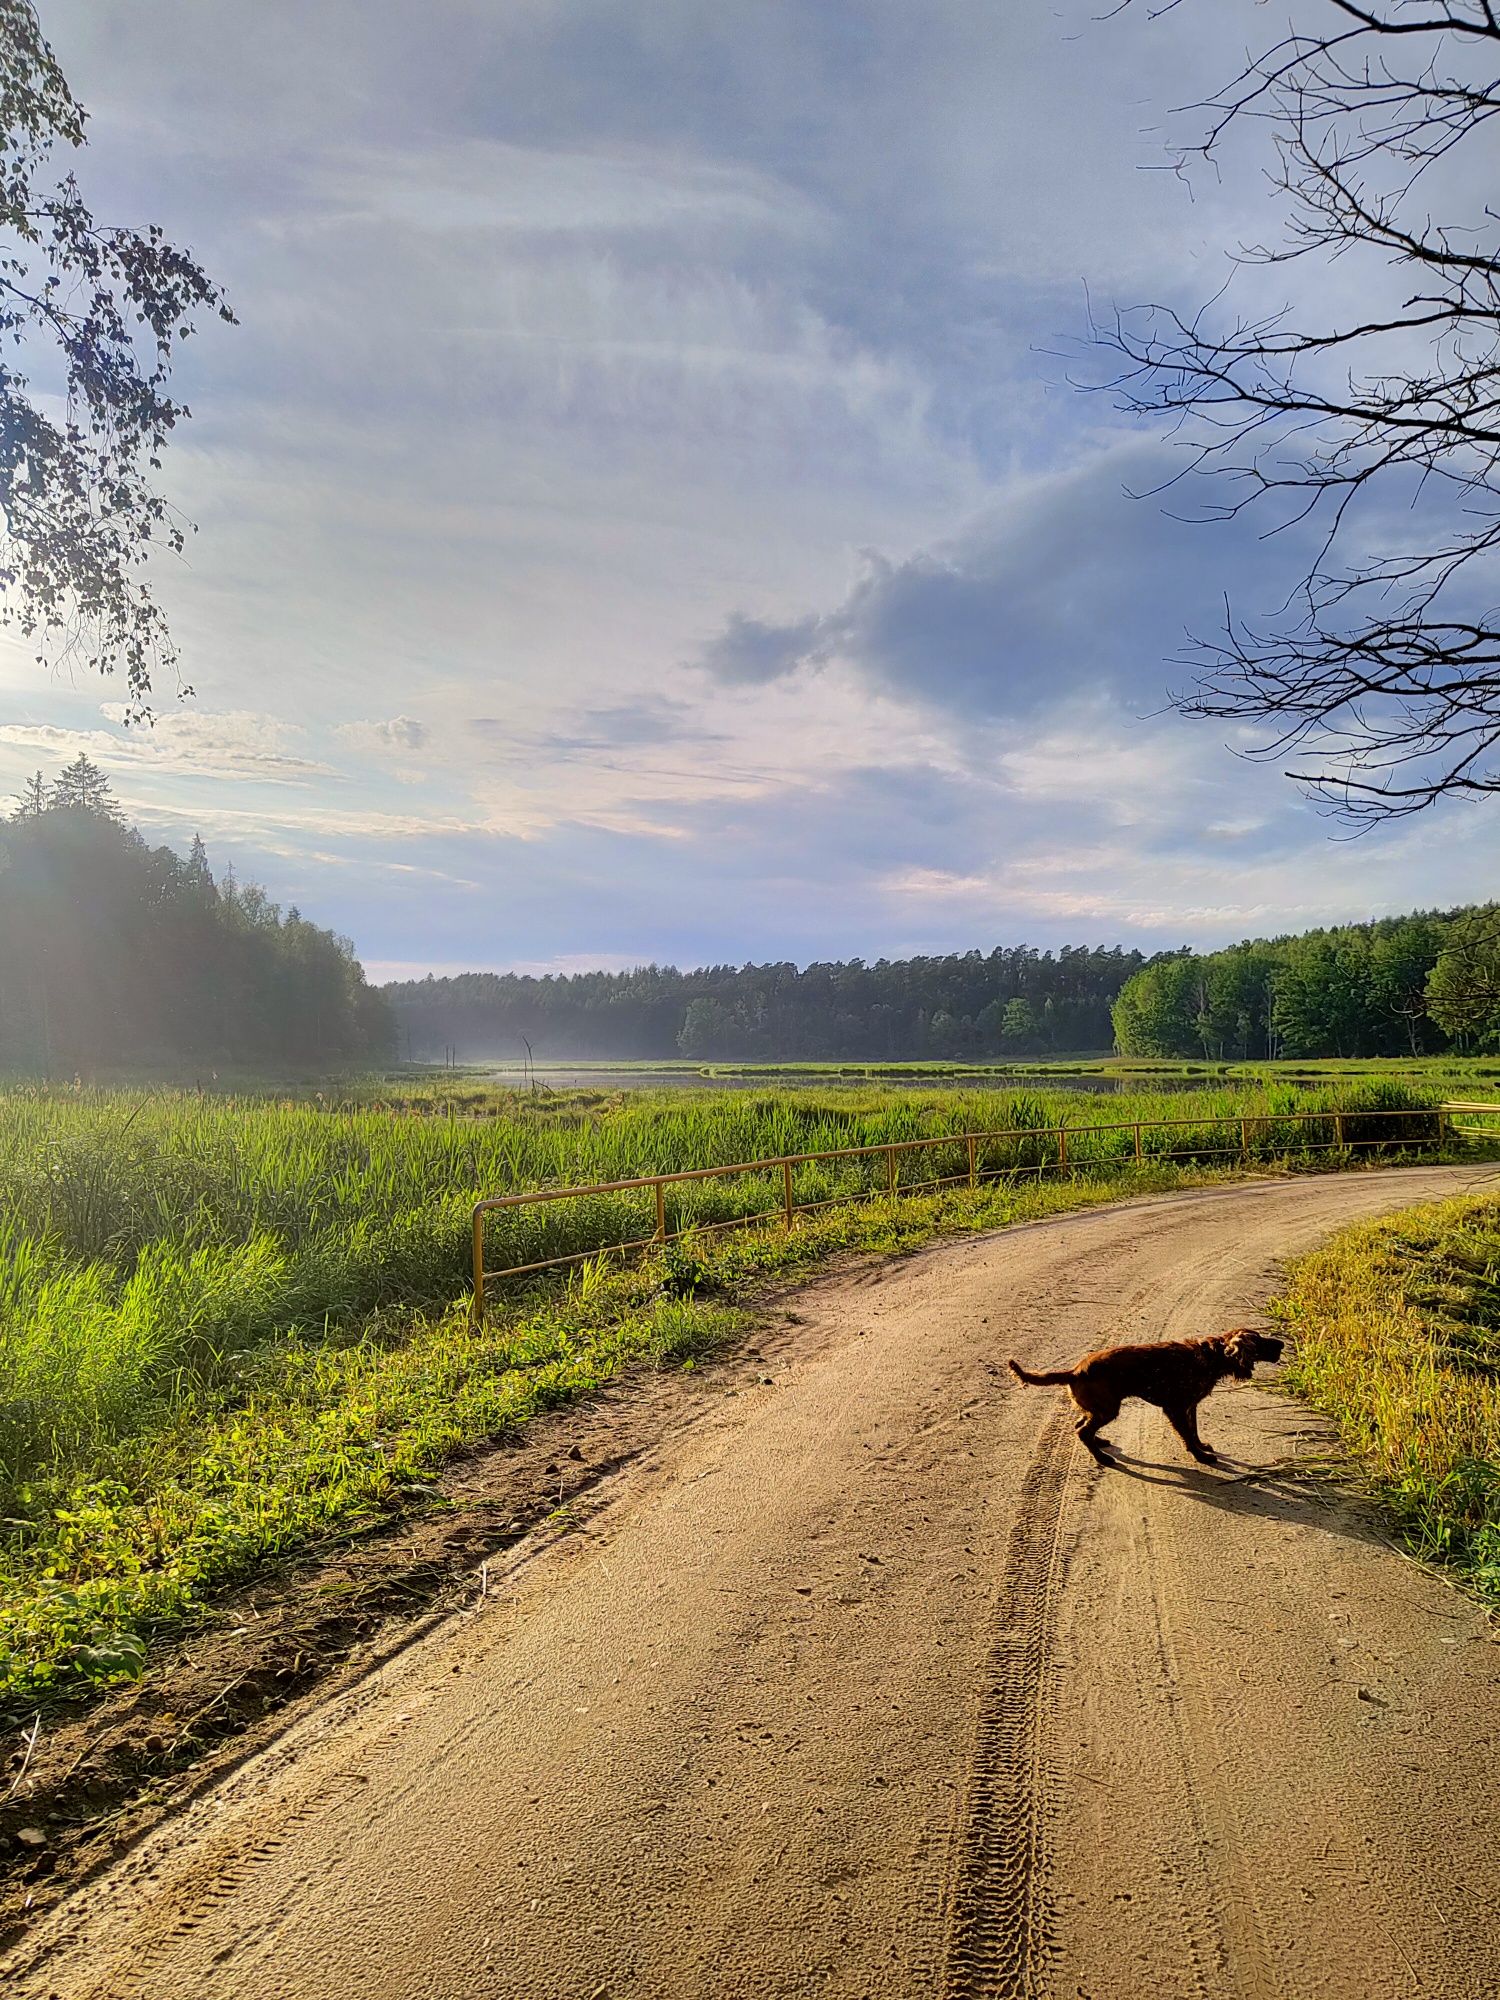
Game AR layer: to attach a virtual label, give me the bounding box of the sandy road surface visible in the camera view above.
[9,1166,1500,2000]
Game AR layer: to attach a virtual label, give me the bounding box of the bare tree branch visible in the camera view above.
[1100,1,1500,818]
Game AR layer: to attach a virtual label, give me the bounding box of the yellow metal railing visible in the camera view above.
[466,1101,1487,1322]
[1439,1099,1500,1140]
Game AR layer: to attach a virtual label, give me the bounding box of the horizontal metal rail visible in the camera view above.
[467,1102,1480,1322]
[1444,1098,1500,1139]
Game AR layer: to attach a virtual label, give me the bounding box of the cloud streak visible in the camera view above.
[5,0,1491,979]
[0,712,334,783]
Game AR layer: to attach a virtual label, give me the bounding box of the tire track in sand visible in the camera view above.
[941,1407,1076,2000]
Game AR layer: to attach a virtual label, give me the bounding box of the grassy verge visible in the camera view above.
[1277,1192,1500,1605]
[0,1078,1440,1511]
[2,1153,1342,1713]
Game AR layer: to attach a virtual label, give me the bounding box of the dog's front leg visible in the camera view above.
[1163,1401,1217,1464]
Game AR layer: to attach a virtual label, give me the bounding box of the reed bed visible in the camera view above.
[0,1074,1454,1704]
[0,1077,1443,1503]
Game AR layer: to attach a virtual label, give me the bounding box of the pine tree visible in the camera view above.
[11,772,48,819]
[186,833,214,891]
[48,754,122,819]
[0,761,392,1068]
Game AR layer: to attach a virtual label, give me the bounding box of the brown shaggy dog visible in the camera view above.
[1007,1327,1285,1465]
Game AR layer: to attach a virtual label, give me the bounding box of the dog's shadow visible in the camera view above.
[1096,1443,1392,1552]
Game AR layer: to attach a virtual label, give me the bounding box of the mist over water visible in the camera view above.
[469,1066,1227,1095]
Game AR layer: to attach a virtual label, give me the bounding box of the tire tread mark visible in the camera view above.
[94,1767,375,1998]
[941,1409,1074,2000]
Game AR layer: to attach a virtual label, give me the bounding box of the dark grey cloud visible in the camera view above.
[467,697,717,755]
[697,612,823,686]
[538,696,717,753]
[697,439,1315,721]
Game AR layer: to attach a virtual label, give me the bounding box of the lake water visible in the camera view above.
[475,1066,1225,1095]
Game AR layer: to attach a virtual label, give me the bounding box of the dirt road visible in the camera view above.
[10,1167,1500,1999]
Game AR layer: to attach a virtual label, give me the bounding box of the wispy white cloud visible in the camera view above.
[0,711,334,783]
[311,137,828,244]
[336,715,429,754]
[124,795,490,845]
[11,0,1493,979]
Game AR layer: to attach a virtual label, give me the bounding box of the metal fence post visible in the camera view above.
[887,1146,897,1198]
[783,1159,795,1229]
[1334,1111,1346,1153]
[967,1133,977,1191]
[1241,1116,1249,1162]
[1134,1121,1142,1165]
[1058,1126,1068,1174]
[471,1208,485,1327]
[654,1179,666,1242]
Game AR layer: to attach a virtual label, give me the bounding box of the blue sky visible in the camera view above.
[3,0,1495,979]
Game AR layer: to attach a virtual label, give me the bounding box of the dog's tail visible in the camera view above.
[1007,1357,1073,1387]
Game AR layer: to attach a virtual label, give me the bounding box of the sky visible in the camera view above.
[3,0,1496,981]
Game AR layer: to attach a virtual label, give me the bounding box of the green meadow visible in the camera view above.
[0,1074,1469,1706]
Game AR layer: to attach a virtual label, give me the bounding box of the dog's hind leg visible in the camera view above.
[1073,1392,1120,1462]
[1164,1401,1217,1465]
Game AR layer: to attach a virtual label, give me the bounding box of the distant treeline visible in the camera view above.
[392,905,1500,1065]
[1112,907,1500,1058]
[383,946,1151,1061]
[0,758,395,1071]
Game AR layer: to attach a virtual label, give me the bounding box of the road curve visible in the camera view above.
[9,1165,1500,2000]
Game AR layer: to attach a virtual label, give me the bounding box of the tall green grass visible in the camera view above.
[0,1075,1460,1706]
[1278,1192,1500,1601]
[0,1077,1444,1514]
[0,1149,1389,1709]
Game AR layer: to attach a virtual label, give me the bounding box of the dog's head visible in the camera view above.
[1221,1326,1285,1378]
